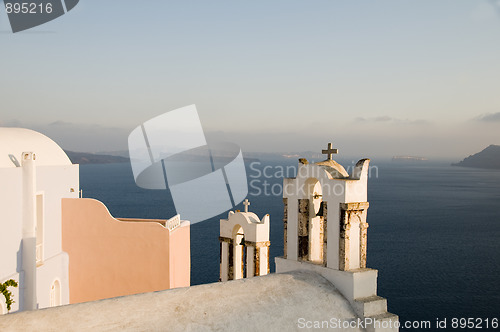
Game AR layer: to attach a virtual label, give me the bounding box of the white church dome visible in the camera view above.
[0,128,72,168]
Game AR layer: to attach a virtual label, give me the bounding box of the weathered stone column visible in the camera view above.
[283,198,288,259]
[359,221,369,268]
[321,201,328,267]
[267,246,270,274]
[339,202,369,271]
[298,199,309,261]
[228,242,234,280]
[219,236,232,281]
[250,241,271,276]
[254,245,260,276]
[246,245,255,278]
[338,213,351,271]
[261,242,270,276]
[233,240,244,280]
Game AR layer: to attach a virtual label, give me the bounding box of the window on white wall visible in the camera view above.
[49,280,61,307]
[36,193,44,266]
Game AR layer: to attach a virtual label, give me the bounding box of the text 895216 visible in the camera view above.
[5,2,53,14]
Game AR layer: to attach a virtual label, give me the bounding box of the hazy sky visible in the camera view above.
[1,0,500,159]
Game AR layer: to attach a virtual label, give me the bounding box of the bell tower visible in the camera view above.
[219,199,270,281]
[275,143,399,331]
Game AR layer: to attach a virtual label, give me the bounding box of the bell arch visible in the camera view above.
[298,177,327,264]
[232,224,246,280]
[219,203,270,282]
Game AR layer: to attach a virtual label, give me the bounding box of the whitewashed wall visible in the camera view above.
[36,165,79,260]
[0,168,23,280]
[0,163,78,312]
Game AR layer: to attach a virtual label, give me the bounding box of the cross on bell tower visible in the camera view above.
[243,199,250,212]
[322,142,338,160]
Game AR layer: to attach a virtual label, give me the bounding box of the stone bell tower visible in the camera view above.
[275,143,399,332]
[219,199,270,281]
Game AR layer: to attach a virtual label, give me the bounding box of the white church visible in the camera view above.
[0,130,398,331]
[0,128,79,313]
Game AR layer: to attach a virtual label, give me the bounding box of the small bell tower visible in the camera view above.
[219,199,270,281]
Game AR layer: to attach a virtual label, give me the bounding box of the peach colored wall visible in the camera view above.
[62,198,190,304]
[169,224,191,288]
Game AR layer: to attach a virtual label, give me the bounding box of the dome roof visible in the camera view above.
[0,128,72,168]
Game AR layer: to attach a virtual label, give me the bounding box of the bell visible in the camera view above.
[316,202,325,217]
[236,233,245,246]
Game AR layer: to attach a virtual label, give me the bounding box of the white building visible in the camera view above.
[0,128,79,313]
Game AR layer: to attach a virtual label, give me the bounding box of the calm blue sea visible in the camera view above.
[80,160,500,327]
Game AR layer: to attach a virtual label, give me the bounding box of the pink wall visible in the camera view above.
[62,198,190,304]
[169,224,191,288]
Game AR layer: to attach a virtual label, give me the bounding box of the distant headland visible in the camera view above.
[64,150,260,165]
[64,151,130,165]
[392,156,428,162]
[452,145,500,170]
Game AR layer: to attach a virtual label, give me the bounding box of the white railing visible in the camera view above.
[166,214,181,231]
[36,244,43,266]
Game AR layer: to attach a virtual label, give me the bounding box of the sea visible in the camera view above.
[80,158,500,328]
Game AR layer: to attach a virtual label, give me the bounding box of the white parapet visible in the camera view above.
[275,257,378,301]
[275,257,399,331]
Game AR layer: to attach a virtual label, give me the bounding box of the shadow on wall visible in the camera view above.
[15,241,23,311]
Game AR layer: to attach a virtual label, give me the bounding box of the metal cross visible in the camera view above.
[243,198,250,212]
[322,142,338,160]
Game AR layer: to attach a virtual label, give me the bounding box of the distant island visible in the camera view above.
[392,156,428,162]
[453,145,500,170]
[65,151,130,165]
[64,150,259,165]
